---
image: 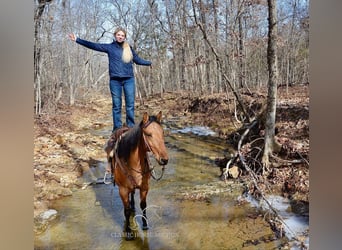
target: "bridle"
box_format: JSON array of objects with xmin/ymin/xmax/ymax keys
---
[{"xmin": 142, "ymin": 120, "xmax": 166, "ymax": 181}]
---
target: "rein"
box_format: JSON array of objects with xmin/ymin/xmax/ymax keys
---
[
  {"xmin": 146, "ymin": 154, "xmax": 165, "ymax": 181},
  {"xmin": 142, "ymin": 132, "xmax": 165, "ymax": 181},
  {"xmin": 142, "ymin": 120, "xmax": 166, "ymax": 180}
]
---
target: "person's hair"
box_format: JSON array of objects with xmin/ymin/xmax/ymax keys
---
[
  {"xmin": 114, "ymin": 27, "xmax": 127, "ymax": 37},
  {"xmin": 114, "ymin": 27, "xmax": 133, "ymax": 63}
]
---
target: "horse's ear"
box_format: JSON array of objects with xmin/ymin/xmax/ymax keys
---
[
  {"xmin": 143, "ymin": 112, "xmax": 149, "ymax": 124},
  {"xmin": 156, "ymin": 111, "xmax": 162, "ymax": 123}
]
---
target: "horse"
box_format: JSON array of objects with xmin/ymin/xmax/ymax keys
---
[{"xmin": 106, "ymin": 111, "xmax": 168, "ymax": 240}]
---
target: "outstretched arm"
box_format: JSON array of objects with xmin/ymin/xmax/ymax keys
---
[
  {"xmin": 68, "ymin": 33, "xmax": 108, "ymax": 53},
  {"xmin": 131, "ymin": 47, "xmax": 152, "ymax": 66}
]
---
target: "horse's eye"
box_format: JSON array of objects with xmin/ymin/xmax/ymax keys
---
[{"xmin": 145, "ymin": 132, "xmax": 152, "ymax": 137}]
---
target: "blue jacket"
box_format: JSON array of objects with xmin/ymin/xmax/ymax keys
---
[{"xmin": 76, "ymin": 38, "xmax": 151, "ymax": 78}]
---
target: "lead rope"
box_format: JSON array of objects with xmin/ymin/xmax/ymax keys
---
[
  {"xmin": 103, "ymin": 171, "xmax": 112, "ymax": 185},
  {"xmin": 143, "ymin": 133, "xmax": 166, "ymax": 181},
  {"xmin": 104, "ymin": 135, "xmax": 122, "ymax": 185},
  {"xmin": 146, "ymin": 151, "xmax": 165, "ymax": 181},
  {"xmin": 151, "ymin": 164, "xmax": 165, "ymax": 181}
]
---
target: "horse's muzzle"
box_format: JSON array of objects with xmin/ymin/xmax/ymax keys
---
[{"xmin": 159, "ymin": 158, "xmax": 168, "ymax": 165}]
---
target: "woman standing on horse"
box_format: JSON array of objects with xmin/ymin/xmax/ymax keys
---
[{"xmin": 68, "ymin": 28, "xmax": 152, "ymax": 134}]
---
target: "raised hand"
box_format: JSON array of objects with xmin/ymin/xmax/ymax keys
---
[{"xmin": 68, "ymin": 33, "xmax": 76, "ymax": 41}]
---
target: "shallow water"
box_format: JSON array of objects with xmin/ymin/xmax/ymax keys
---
[
  {"xmin": 34, "ymin": 126, "xmax": 307, "ymax": 249},
  {"xmin": 247, "ymin": 194, "xmax": 309, "ymax": 249}
]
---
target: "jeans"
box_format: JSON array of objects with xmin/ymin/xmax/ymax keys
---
[{"xmin": 109, "ymin": 77, "xmax": 135, "ymax": 132}]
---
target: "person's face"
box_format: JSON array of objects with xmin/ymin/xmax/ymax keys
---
[{"xmin": 115, "ymin": 31, "xmax": 126, "ymax": 43}]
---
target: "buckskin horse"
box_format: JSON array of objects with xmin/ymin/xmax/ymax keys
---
[{"xmin": 105, "ymin": 111, "xmax": 168, "ymax": 240}]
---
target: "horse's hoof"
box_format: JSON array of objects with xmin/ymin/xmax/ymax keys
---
[{"xmin": 125, "ymin": 232, "xmax": 135, "ymax": 241}]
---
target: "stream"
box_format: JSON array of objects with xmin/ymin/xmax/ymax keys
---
[{"xmin": 34, "ymin": 124, "xmax": 308, "ymax": 249}]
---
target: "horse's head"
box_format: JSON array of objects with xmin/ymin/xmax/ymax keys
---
[{"xmin": 141, "ymin": 111, "xmax": 169, "ymax": 166}]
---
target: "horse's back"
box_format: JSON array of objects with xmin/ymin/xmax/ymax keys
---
[{"xmin": 105, "ymin": 127, "xmax": 131, "ymax": 156}]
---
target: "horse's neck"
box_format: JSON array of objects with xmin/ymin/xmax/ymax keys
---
[
  {"xmin": 117, "ymin": 127, "xmax": 140, "ymax": 160},
  {"xmin": 122, "ymin": 132, "xmax": 147, "ymax": 168}
]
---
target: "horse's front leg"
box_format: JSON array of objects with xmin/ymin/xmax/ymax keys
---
[
  {"xmin": 119, "ymin": 187, "xmax": 134, "ymax": 240},
  {"xmin": 130, "ymin": 190, "xmax": 135, "ymax": 212},
  {"xmin": 140, "ymin": 189, "xmax": 149, "ymax": 230}
]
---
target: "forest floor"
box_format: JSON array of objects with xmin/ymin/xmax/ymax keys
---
[{"xmin": 34, "ymin": 84, "xmax": 309, "ymax": 234}]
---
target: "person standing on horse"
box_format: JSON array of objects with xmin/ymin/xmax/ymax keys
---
[{"xmin": 68, "ymin": 28, "xmax": 152, "ymax": 134}]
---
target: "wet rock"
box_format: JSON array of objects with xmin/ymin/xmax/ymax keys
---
[
  {"xmin": 60, "ymin": 175, "xmax": 77, "ymax": 187},
  {"xmin": 57, "ymin": 187, "xmax": 73, "ymax": 197},
  {"xmin": 228, "ymin": 165, "xmax": 241, "ymax": 178},
  {"xmin": 34, "ymin": 209, "xmax": 58, "ymax": 235},
  {"xmin": 92, "ymin": 122, "xmax": 105, "ymax": 129},
  {"xmin": 40, "ymin": 209, "xmax": 58, "ymax": 221},
  {"xmin": 68, "ymin": 143, "xmax": 86, "ymax": 156},
  {"xmin": 290, "ymin": 199, "xmax": 309, "ymax": 216},
  {"xmin": 39, "ymin": 186, "xmax": 73, "ymax": 201},
  {"xmin": 54, "ymin": 134, "xmax": 65, "ymax": 145},
  {"xmin": 38, "ymin": 136, "xmax": 52, "ymax": 145}
]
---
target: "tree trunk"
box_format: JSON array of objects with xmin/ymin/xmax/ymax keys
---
[
  {"xmin": 34, "ymin": 0, "xmax": 53, "ymax": 114},
  {"xmin": 238, "ymin": 14, "xmax": 244, "ymax": 89},
  {"xmin": 262, "ymin": 0, "xmax": 280, "ymax": 169}
]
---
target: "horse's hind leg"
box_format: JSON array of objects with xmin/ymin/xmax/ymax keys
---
[{"xmin": 140, "ymin": 190, "xmax": 149, "ymax": 230}]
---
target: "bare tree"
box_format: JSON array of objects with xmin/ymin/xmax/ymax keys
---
[
  {"xmin": 34, "ymin": 0, "xmax": 309, "ymax": 117},
  {"xmin": 34, "ymin": 0, "xmax": 53, "ymax": 114},
  {"xmin": 191, "ymin": 0, "xmax": 251, "ymax": 122},
  {"xmin": 262, "ymin": 0, "xmax": 281, "ymax": 168}
]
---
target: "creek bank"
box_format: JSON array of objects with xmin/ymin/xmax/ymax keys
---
[
  {"xmin": 34, "ymin": 96, "xmax": 111, "ymax": 233},
  {"xmin": 34, "ymin": 85, "xmax": 309, "ymax": 237}
]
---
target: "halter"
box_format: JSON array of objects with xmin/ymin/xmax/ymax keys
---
[
  {"xmin": 141, "ymin": 119, "xmax": 153, "ymax": 129},
  {"xmin": 141, "ymin": 122, "xmax": 166, "ymax": 181},
  {"xmin": 141, "ymin": 119, "xmax": 160, "ymax": 157}
]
